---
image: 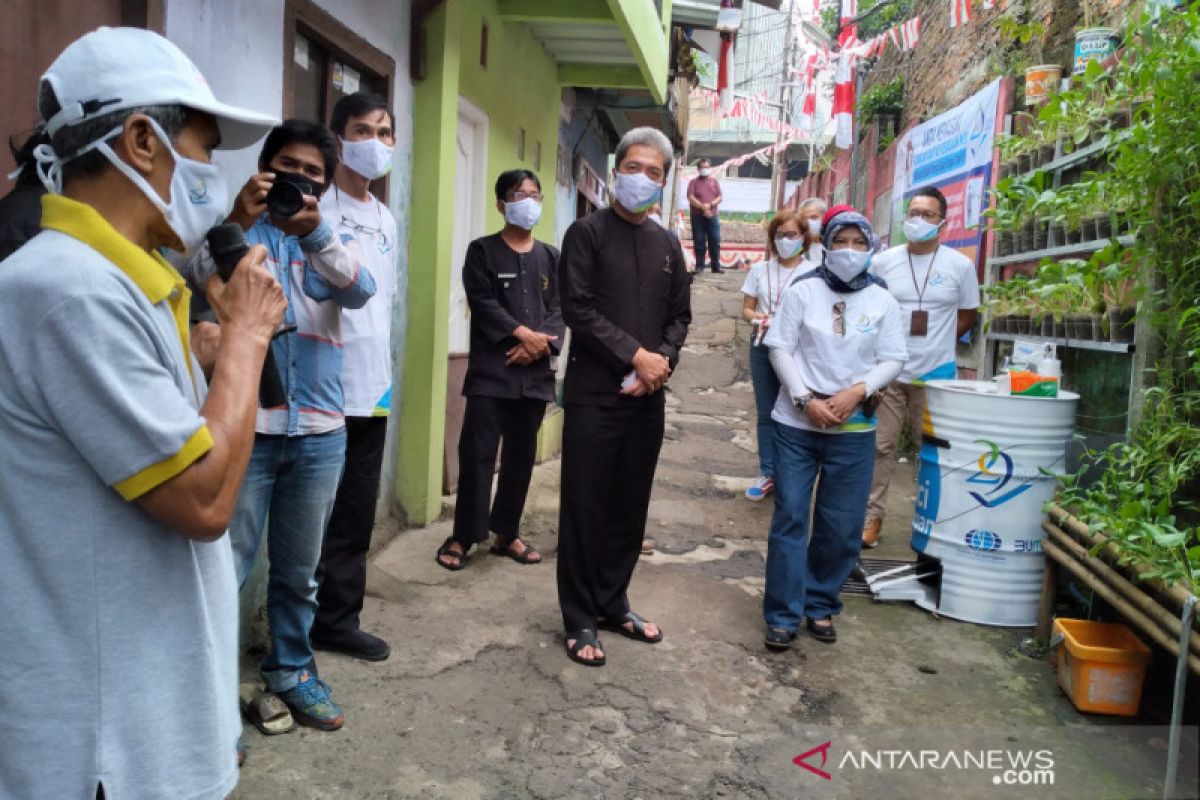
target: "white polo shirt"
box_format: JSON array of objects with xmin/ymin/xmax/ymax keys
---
[{"xmin": 871, "ymin": 243, "xmax": 980, "ymax": 384}]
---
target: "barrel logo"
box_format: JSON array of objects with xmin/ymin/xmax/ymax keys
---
[
  {"xmin": 965, "ymin": 439, "xmax": 1032, "ymax": 508},
  {"xmin": 964, "ymin": 530, "xmax": 1003, "ymax": 551}
]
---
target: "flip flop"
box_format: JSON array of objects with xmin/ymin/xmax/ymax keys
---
[
  {"xmin": 435, "ymin": 537, "xmax": 469, "ymax": 571},
  {"xmin": 599, "ymin": 611, "xmax": 664, "ymax": 644},
  {"xmin": 489, "ymin": 537, "xmax": 541, "ymax": 564},
  {"xmin": 565, "ymin": 629, "xmax": 606, "ymax": 667},
  {"xmin": 239, "ymin": 683, "xmax": 295, "ymax": 735}
]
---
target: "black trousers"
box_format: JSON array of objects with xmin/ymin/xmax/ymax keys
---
[
  {"xmin": 557, "ymin": 399, "xmax": 665, "ymax": 633},
  {"xmin": 452, "ymin": 395, "xmax": 547, "ymax": 546},
  {"xmin": 313, "ymin": 415, "xmax": 388, "ymax": 638}
]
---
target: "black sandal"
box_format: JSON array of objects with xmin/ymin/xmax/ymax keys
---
[
  {"xmin": 565, "ymin": 629, "xmax": 606, "ymax": 666},
  {"xmin": 435, "ymin": 537, "xmax": 470, "ymax": 571},
  {"xmin": 490, "ymin": 536, "xmax": 541, "ymax": 564},
  {"xmin": 599, "ymin": 611, "xmax": 663, "ymax": 644}
]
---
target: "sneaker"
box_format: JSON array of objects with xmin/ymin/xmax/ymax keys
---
[
  {"xmin": 277, "ymin": 671, "xmax": 344, "ymax": 731},
  {"xmin": 745, "ymin": 476, "xmax": 774, "ymax": 502},
  {"xmin": 311, "ymin": 628, "xmax": 391, "ymax": 662}
]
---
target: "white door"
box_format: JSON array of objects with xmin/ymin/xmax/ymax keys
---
[{"xmin": 449, "ymin": 98, "xmax": 489, "ymax": 354}]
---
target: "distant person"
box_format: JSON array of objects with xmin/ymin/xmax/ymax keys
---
[
  {"xmin": 761, "ymin": 205, "xmax": 906, "ymax": 651},
  {"xmin": 739, "ymin": 209, "xmax": 809, "ymax": 502},
  {"xmin": 436, "ymin": 168, "xmax": 562, "ymax": 571},
  {"xmin": 687, "ymin": 157, "xmax": 724, "ymax": 273},
  {"xmin": 797, "ymin": 196, "xmax": 827, "ymax": 266},
  {"xmin": 864, "ymin": 186, "xmax": 979, "ymax": 549},
  {"xmin": 0, "ymin": 127, "xmax": 49, "ymax": 260},
  {"xmin": 557, "ymin": 127, "xmax": 691, "ymax": 666},
  {"xmin": 0, "ymin": 26, "xmax": 280, "ymax": 798}
]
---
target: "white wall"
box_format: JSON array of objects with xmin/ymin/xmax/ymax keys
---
[{"xmin": 166, "ymin": 0, "xmax": 414, "ymax": 520}]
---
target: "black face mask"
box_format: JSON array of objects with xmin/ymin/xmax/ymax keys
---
[{"xmin": 265, "ymin": 170, "xmax": 325, "ymax": 219}]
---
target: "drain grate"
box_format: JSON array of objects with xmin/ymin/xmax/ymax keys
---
[{"xmin": 842, "ymin": 557, "xmax": 919, "ymax": 596}]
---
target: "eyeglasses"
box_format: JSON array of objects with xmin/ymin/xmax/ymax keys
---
[
  {"xmin": 833, "ymin": 301, "xmax": 846, "ymax": 337},
  {"xmin": 340, "ymin": 216, "xmax": 385, "ymax": 239},
  {"xmin": 620, "ymin": 162, "xmax": 665, "ymax": 183},
  {"xmin": 508, "ymin": 191, "xmax": 543, "ymax": 202},
  {"xmin": 907, "ymin": 209, "xmax": 942, "ymax": 222},
  {"xmin": 775, "ymin": 231, "xmax": 802, "ymax": 240}
]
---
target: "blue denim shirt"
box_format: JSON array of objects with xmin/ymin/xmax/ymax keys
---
[{"xmin": 188, "ymin": 214, "xmax": 376, "ymax": 435}]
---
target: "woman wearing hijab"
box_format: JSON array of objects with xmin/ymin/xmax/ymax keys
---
[{"xmin": 760, "ymin": 206, "xmax": 907, "ymax": 650}]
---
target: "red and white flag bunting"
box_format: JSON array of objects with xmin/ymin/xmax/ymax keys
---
[
  {"xmin": 717, "ymin": 33, "xmax": 736, "ymax": 115},
  {"xmin": 950, "ymin": 0, "xmax": 972, "ymax": 28},
  {"xmin": 834, "ymin": 0, "xmax": 858, "ymax": 149}
]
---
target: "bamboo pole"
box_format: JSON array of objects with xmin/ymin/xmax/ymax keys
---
[
  {"xmin": 1042, "ymin": 538, "xmax": 1200, "ymax": 676},
  {"xmin": 1043, "ymin": 521, "xmax": 1200, "ymax": 659}
]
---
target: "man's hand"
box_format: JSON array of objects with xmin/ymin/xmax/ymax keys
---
[
  {"xmin": 271, "ymin": 194, "xmax": 322, "ymax": 239},
  {"xmin": 804, "ymin": 398, "xmax": 843, "ymax": 429},
  {"xmin": 190, "ymin": 321, "xmax": 221, "ymax": 379},
  {"xmin": 505, "ymin": 344, "xmax": 536, "ymax": 366},
  {"xmin": 205, "ymin": 244, "xmax": 287, "ymax": 345},
  {"xmin": 620, "ymin": 375, "xmax": 654, "ymax": 397},
  {"xmin": 513, "ymin": 325, "xmax": 557, "ymax": 360},
  {"xmin": 631, "ymin": 347, "xmax": 670, "ymax": 392},
  {"xmin": 825, "ymin": 383, "xmax": 867, "ymax": 422},
  {"xmin": 227, "ymin": 172, "xmax": 273, "ymax": 231}
]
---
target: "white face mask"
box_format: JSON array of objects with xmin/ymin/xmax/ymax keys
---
[
  {"xmin": 825, "ymin": 247, "xmax": 873, "ymax": 283},
  {"xmin": 699, "ymin": 168, "xmax": 711, "ymax": 178},
  {"xmin": 807, "ymin": 218, "xmax": 822, "ymax": 236},
  {"xmin": 904, "ymin": 215, "xmax": 943, "ymax": 243},
  {"xmin": 36, "ymin": 118, "xmax": 228, "ymax": 255},
  {"xmin": 504, "ymin": 197, "xmax": 542, "ymax": 230},
  {"xmin": 774, "ymin": 236, "xmax": 805, "ymax": 260},
  {"xmin": 340, "ymin": 137, "xmax": 393, "ymax": 180},
  {"xmin": 612, "ymin": 171, "xmax": 663, "ymax": 214}
]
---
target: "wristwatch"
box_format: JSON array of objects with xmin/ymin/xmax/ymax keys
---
[{"xmin": 794, "ymin": 393, "xmax": 814, "ymax": 412}]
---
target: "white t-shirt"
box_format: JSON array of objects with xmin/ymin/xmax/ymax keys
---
[
  {"xmin": 320, "ymin": 188, "xmax": 399, "ymax": 416},
  {"xmin": 804, "ymin": 242, "xmax": 824, "ymax": 267},
  {"xmin": 763, "ymin": 275, "xmax": 907, "ymax": 433},
  {"xmin": 871, "ymin": 243, "xmax": 980, "ymax": 384},
  {"xmin": 740, "ymin": 257, "xmax": 808, "ymax": 317}
]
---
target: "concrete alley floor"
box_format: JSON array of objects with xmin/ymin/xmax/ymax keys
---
[{"xmin": 233, "ymin": 272, "xmax": 1189, "ymax": 800}]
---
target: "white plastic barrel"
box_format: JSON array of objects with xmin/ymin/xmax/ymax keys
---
[{"xmin": 911, "ymin": 379, "xmax": 1079, "ymax": 626}]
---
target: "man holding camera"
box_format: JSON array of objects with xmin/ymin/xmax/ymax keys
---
[
  {"xmin": 0, "ymin": 27, "xmax": 281, "ymax": 799},
  {"xmin": 189, "ymin": 119, "xmax": 375, "ymax": 733}
]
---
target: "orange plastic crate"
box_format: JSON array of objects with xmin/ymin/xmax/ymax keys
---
[{"xmin": 1053, "ymin": 618, "xmax": 1151, "ymax": 716}]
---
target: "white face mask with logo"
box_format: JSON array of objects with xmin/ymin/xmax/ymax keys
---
[
  {"xmin": 774, "ymin": 236, "xmax": 805, "ymax": 260},
  {"xmin": 37, "ymin": 117, "xmax": 229, "ymax": 255},
  {"xmin": 904, "ymin": 215, "xmax": 943, "ymax": 243},
  {"xmin": 612, "ymin": 171, "xmax": 663, "ymax": 214},
  {"xmin": 340, "ymin": 137, "xmax": 394, "ymax": 180},
  {"xmin": 824, "ymin": 247, "xmax": 873, "ymax": 283},
  {"xmin": 504, "ymin": 197, "xmax": 542, "ymax": 230}
]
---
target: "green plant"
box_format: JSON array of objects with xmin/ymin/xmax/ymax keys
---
[{"xmin": 858, "ymin": 76, "xmax": 904, "ymax": 127}]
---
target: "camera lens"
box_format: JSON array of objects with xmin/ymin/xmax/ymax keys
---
[{"xmin": 266, "ymin": 181, "xmax": 306, "ymax": 218}]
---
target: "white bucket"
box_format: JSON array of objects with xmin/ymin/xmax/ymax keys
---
[{"xmin": 911, "ymin": 380, "xmax": 1079, "ymax": 626}]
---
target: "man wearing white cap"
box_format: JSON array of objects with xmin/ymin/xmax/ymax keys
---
[{"xmin": 0, "ymin": 27, "xmax": 279, "ymax": 800}]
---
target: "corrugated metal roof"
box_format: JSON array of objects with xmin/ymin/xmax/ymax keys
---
[
  {"xmin": 528, "ymin": 23, "xmax": 634, "ymax": 65},
  {"xmin": 672, "ymin": 0, "xmax": 783, "ymax": 28}
]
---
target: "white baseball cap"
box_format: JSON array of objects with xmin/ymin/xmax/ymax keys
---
[{"xmin": 40, "ymin": 27, "xmax": 277, "ymax": 149}]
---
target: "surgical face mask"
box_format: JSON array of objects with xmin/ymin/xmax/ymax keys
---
[
  {"xmin": 503, "ymin": 196, "xmax": 542, "ymax": 230},
  {"xmin": 699, "ymin": 168, "xmax": 711, "ymax": 178},
  {"xmin": 612, "ymin": 171, "xmax": 663, "ymax": 214},
  {"xmin": 340, "ymin": 137, "xmax": 393, "ymax": 180},
  {"xmin": 904, "ymin": 215, "xmax": 943, "ymax": 243},
  {"xmin": 774, "ymin": 236, "xmax": 805, "ymax": 260},
  {"xmin": 38, "ymin": 118, "xmax": 228, "ymax": 255},
  {"xmin": 824, "ymin": 247, "xmax": 873, "ymax": 283},
  {"xmin": 807, "ymin": 218, "xmax": 822, "ymax": 237}
]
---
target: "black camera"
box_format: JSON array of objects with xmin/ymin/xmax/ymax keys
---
[{"xmin": 265, "ymin": 171, "xmax": 317, "ymax": 219}]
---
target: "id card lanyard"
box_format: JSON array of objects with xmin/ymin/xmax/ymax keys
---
[
  {"xmin": 906, "ymin": 246, "xmax": 938, "ymax": 337},
  {"xmin": 767, "ymin": 258, "xmax": 801, "ymax": 315}
]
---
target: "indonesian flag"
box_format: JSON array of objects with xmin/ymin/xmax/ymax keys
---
[
  {"xmin": 796, "ymin": 52, "xmax": 819, "ymax": 134},
  {"xmin": 899, "ymin": 16, "xmax": 921, "ymax": 50},
  {"xmin": 833, "ymin": 50, "xmax": 855, "ymax": 149},
  {"xmin": 950, "ymin": 0, "xmax": 972, "ymax": 28},
  {"xmin": 718, "ymin": 32, "xmax": 736, "ymax": 116},
  {"xmin": 839, "ymin": 0, "xmax": 858, "ymax": 46}
]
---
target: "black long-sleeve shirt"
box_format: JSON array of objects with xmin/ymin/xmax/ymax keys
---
[
  {"xmin": 462, "ymin": 233, "xmax": 564, "ymax": 402},
  {"xmin": 560, "ymin": 208, "xmax": 692, "ymax": 406}
]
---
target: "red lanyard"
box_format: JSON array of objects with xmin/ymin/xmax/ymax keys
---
[{"xmin": 767, "ymin": 260, "xmax": 800, "ymax": 313}]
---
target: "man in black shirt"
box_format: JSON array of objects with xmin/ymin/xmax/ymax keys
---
[
  {"xmin": 557, "ymin": 127, "xmax": 691, "ymax": 666},
  {"xmin": 437, "ymin": 169, "xmax": 563, "ymax": 571}
]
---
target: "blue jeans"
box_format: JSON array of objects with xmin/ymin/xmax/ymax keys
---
[
  {"xmin": 690, "ymin": 212, "xmax": 721, "ymax": 271},
  {"xmin": 231, "ymin": 429, "xmax": 346, "ymax": 692},
  {"xmin": 748, "ymin": 342, "xmax": 780, "ymax": 478},
  {"xmin": 763, "ymin": 424, "xmax": 875, "ymax": 630}
]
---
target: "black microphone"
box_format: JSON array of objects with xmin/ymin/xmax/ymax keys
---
[{"xmin": 205, "ymin": 223, "xmax": 289, "ymax": 410}]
